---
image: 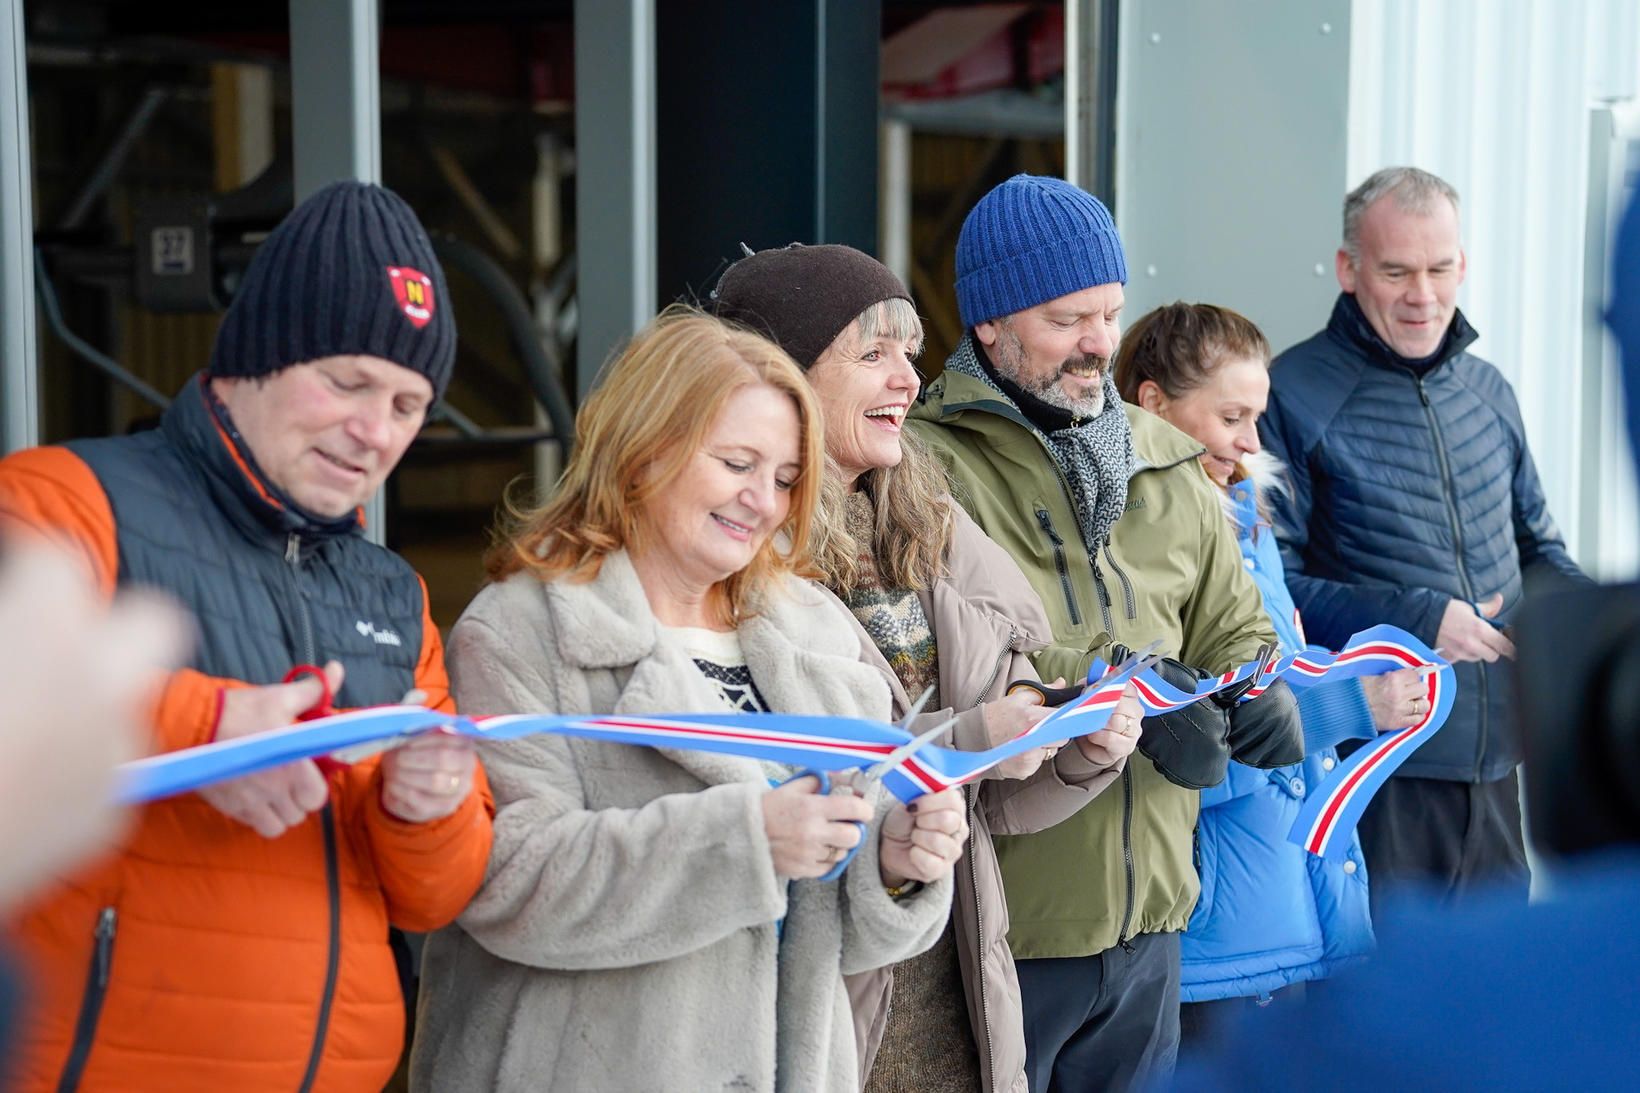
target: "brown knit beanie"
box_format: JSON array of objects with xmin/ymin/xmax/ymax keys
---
[{"xmin": 710, "ymin": 243, "xmax": 914, "ymax": 368}]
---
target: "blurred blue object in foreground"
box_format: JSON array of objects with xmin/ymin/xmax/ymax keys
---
[{"xmin": 1173, "ymin": 855, "xmax": 1640, "ymax": 1092}]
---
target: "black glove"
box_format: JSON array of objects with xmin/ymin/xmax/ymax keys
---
[
  {"xmin": 1222, "ymin": 677, "xmax": 1305, "ymax": 768},
  {"xmin": 1133, "ymin": 656, "xmax": 1231, "ymax": 790}
]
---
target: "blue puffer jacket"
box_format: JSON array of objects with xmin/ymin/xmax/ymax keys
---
[
  {"xmin": 1181, "ymin": 477, "xmax": 1374, "ymax": 1002},
  {"xmin": 1261, "ymin": 295, "xmax": 1585, "ymax": 782}
]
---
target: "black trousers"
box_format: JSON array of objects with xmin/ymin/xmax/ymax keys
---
[
  {"xmin": 1356, "ymin": 770, "xmax": 1531, "ymax": 917},
  {"xmin": 1016, "ymin": 931, "xmax": 1181, "ymax": 1093}
]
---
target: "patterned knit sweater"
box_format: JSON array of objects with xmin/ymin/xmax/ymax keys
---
[
  {"xmin": 840, "ymin": 491, "xmax": 940, "ymax": 707},
  {"xmin": 663, "ymin": 625, "xmax": 771, "ymax": 713},
  {"xmin": 842, "ymin": 491, "xmax": 981, "ymax": 1093}
]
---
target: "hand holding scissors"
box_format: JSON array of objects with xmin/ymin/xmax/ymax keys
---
[
  {"xmin": 766, "ymin": 689, "xmax": 956, "ymax": 882},
  {"xmin": 1005, "ymin": 640, "xmax": 1165, "ymax": 708},
  {"xmin": 273, "ymin": 665, "xmax": 474, "ymax": 825},
  {"xmin": 196, "ymin": 663, "xmax": 344, "ymax": 838}
]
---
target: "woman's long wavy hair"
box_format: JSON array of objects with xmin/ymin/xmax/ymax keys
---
[
  {"xmin": 805, "ymin": 298, "xmax": 954, "ymax": 597},
  {"xmin": 486, "ymin": 306, "xmax": 825, "ymax": 624}
]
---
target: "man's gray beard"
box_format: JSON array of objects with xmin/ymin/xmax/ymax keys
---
[
  {"xmin": 1027, "ymin": 371, "xmax": 1106, "ymax": 418},
  {"xmin": 996, "ymin": 325, "xmax": 1107, "ymax": 418}
]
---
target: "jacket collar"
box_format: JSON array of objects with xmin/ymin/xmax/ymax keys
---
[
  {"xmin": 1122, "ymin": 402, "xmax": 1205, "ymax": 476},
  {"xmin": 542, "ymin": 550, "xmax": 891, "ymax": 787},
  {"xmin": 1326, "ymin": 292, "xmax": 1479, "ymax": 377},
  {"xmin": 921, "ymin": 350, "xmax": 1204, "ymax": 482},
  {"xmin": 163, "ymin": 373, "xmax": 364, "ymax": 551}
]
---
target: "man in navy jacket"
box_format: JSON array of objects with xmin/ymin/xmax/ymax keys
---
[
  {"xmin": 1177, "ymin": 182, "xmax": 1640, "ymax": 1093},
  {"xmin": 1259, "ymin": 166, "xmax": 1587, "ymax": 910}
]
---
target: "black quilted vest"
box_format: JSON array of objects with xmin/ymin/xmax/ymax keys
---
[{"xmin": 68, "ymin": 375, "xmax": 424, "ymax": 706}]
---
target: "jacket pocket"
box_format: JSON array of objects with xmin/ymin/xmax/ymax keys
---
[
  {"xmin": 58, "ymin": 906, "xmax": 118, "ymax": 1093},
  {"xmin": 1033, "ymin": 506, "xmax": 1082, "ymax": 627}
]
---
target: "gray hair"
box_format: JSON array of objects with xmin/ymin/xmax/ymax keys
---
[
  {"xmin": 852, "ymin": 296, "xmax": 925, "ymax": 356},
  {"xmin": 1342, "ymin": 167, "xmax": 1461, "ymax": 264}
]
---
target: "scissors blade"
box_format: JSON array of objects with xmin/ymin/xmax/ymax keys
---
[
  {"xmin": 1095, "ymin": 639, "xmax": 1163, "ymax": 686},
  {"xmin": 897, "ymin": 685, "xmax": 937, "ymax": 731},
  {"xmin": 863, "ymin": 714, "xmax": 956, "ymax": 782}
]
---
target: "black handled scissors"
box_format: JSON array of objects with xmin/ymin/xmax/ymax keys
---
[{"xmin": 1005, "ymin": 640, "xmax": 1164, "ymax": 708}]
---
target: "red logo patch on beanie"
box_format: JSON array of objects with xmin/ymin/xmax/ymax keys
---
[{"xmin": 386, "ymin": 266, "xmax": 435, "ymax": 329}]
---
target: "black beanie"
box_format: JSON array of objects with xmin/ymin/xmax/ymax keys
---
[
  {"xmin": 209, "ymin": 181, "xmax": 457, "ymax": 399},
  {"xmin": 711, "ymin": 243, "xmax": 914, "ymax": 368}
]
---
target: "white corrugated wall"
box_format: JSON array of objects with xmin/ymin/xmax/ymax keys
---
[{"xmin": 1348, "ymin": 0, "xmax": 1640, "ymax": 577}]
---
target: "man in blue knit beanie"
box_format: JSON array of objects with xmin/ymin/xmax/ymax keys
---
[{"xmin": 909, "ymin": 176, "xmax": 1280, "ymax": 1089}]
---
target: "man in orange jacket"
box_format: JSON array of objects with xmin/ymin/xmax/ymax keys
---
[{"xmin": 0, "ymin": 181, "xmax": 494, "ymax": 1092}]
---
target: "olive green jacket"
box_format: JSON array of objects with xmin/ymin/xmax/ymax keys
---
[{"xmin": 907, "ymin": 362, "xmax": 1275, "ymax": 958}]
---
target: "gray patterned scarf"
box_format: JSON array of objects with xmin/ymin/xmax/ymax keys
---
[{"xmin": 945, "ymin": 335, "xmax": 1134, "ymax": 552}]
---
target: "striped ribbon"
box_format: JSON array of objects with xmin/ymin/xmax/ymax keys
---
[
  {"xmin": 116, "ymin": 625, "xmax": 1451, "ymax": 861},
  {"xmin": 1027, "ymin": 624, "xmax": 1453, "ymax": 859},
  {"xmin": 1282, "ymin": 628, "xmax": 1454, "ymax": 861}
]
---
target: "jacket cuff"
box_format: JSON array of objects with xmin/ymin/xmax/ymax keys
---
[
  {"xmin": 1295, "ymin": 676, "xmax": 1377, "ymax": 753},
  {"xmin": 357, "ymin": 759, "xmax": 495, "ymax": 930},
  {"xmin": 151, "ymin": 668, "xmax": 251, "ymax": 753},
  {"xmin": 913, "ymin": 705, "xmax": 1012, "ymax": 781},
  {"xmin": 838, "ymin": 799, "xmax": 955, "ymax": 976},
  {"xmin": 1410, "ymin": 588, "xmax": 1453, "ymax": 648},
  {"xmin": 840, "ymin": 866, "xmax": 953, "ymax": 976},
  {"xmin": 1051, "ymin": 740, "xmax": 1122, "ymax": 785}
]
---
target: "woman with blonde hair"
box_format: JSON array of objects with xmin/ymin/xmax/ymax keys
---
[
  {"xmin": 410, "ymin": 307, "xmax": 968, "ymax": 1092},
  {"xmin": 714, "ymin": 247, "xmax": 1142, "ymax": 1093}
]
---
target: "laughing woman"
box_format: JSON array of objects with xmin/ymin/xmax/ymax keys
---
[
  {"xmin": 714, "ymin": 246, "xmax": 1142, "ymax": 1093},
  {"xmin": 410, "ymin": 309, "xmax": 968, "ymax": 1093}
]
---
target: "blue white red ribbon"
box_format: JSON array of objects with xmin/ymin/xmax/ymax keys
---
[
  {"xmin": 117, "ymin": 625, "xmax": 1452, "ymax": 861},
  {"xmin": 1023, "ymin": 624, "xmax": 1454, "ymax": 860},
  {"xmin": 1284, "ymin": 628, "xmax": 1453, "ymax": 861}
]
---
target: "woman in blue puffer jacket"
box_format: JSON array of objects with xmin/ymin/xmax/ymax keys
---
[{"xmin": 1113, "ymin": 302, "xmax": 1429, "ymax": 1037}]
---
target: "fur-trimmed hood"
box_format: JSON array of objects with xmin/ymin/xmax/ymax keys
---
[{"xmin": 1220, "ymin": 448, "xmax": 1289, "ymax": 533}]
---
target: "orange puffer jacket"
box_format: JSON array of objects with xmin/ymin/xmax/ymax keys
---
[{"xmin": 0, "ymin": 419, "xmax": 493, "ymax": 1092}]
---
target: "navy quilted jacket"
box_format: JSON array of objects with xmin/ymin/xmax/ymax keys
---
[{"xmin": 1261, "ymin": 295, "xmax": 1585, "ymax": 781}]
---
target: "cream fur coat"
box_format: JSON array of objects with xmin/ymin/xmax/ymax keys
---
[{"xmin": 409, "ymin": 551, "xmax": 952, "ymax": 1092}]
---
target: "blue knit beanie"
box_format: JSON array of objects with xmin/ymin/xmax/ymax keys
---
[{"xmin": 954, "ymin": 174, "xmax": 1127, "ymax": 330}]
